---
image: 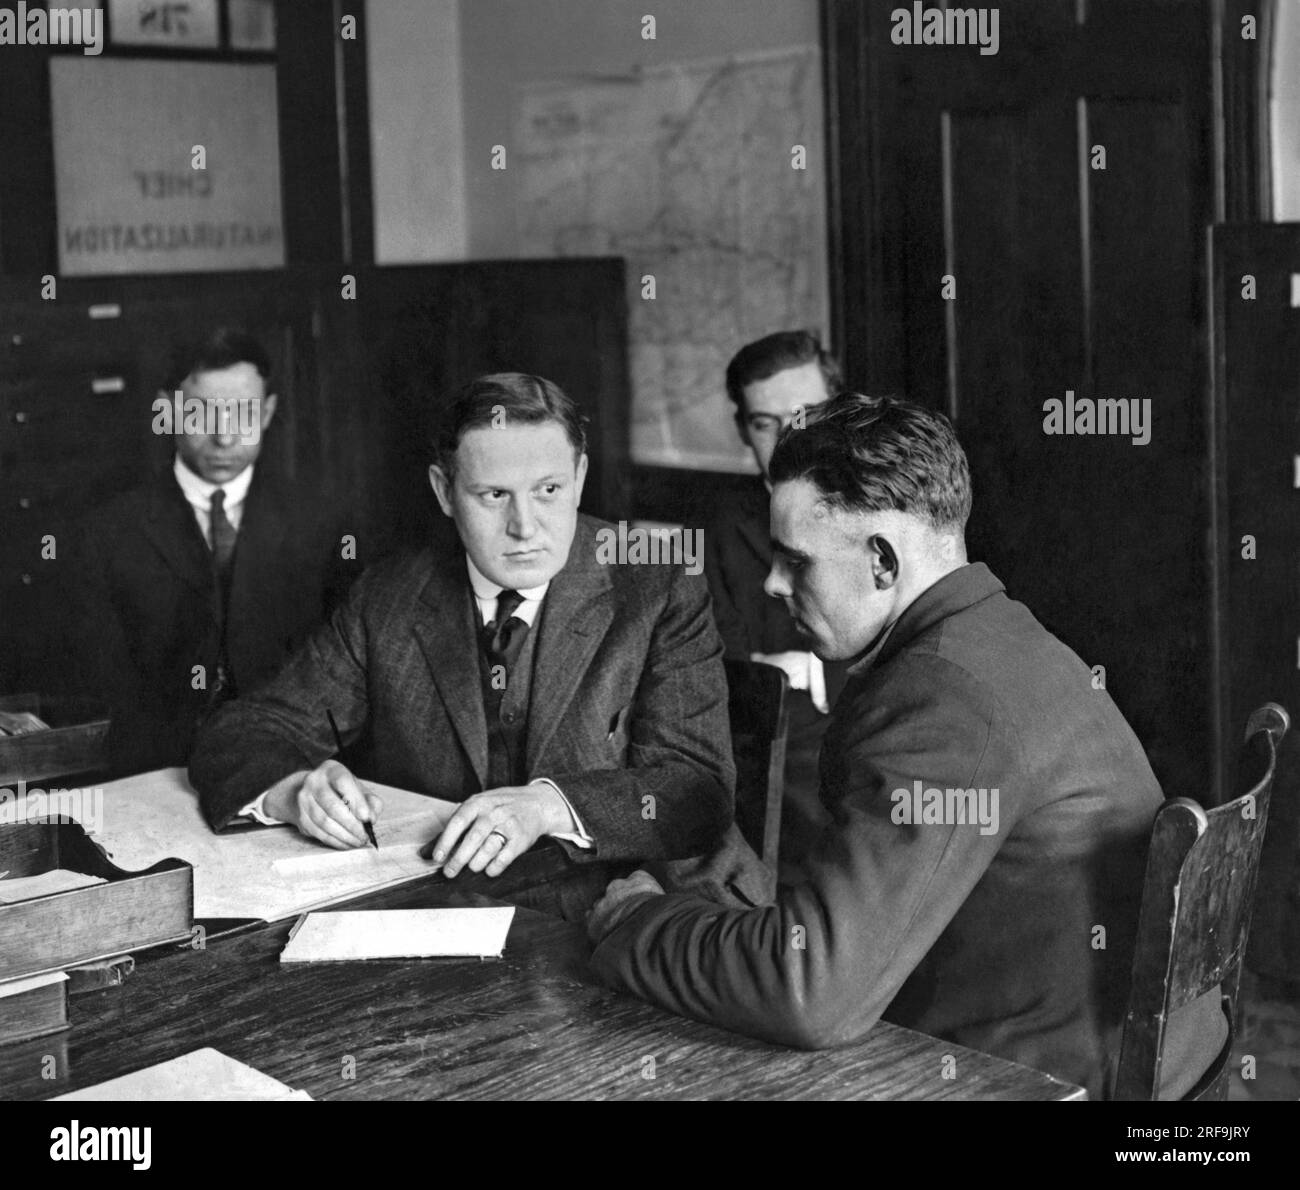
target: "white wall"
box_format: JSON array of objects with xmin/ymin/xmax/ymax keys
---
[
  {"xmin": 364, "ymin": 0, "xmax": 467, "ymax": 262},
  {"xmin": 1271, "ymin": 0, "xmax": 1300, "ymax": 221}
]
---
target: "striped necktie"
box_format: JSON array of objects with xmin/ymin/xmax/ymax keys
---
[
  {"xmin": 483, "ymin": 589, "xmax": 529, "ymax": 676},
  {"xmin": 209, "ymin": 487, "xmax": 236, "ymax": 579}
]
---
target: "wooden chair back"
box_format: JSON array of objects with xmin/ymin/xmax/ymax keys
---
[
  {"xmin": 1114, "ymin": 702, "xmax": 1290, "ymax": 1099},
  {"xmin": 723, "ymin": 658, "xmax": 789, "ymax": 874}
]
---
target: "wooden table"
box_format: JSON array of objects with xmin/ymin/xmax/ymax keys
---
[{"xmin": 0, "ymin": 869, "xmax": 1085, "ymax": 1101}]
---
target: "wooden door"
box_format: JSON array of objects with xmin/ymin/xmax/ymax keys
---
[
  {"xmin": 1213, "ymin": 224, "xmax": 1300, "ymax": 979},
  {"xmin": 827, "ymin": 0, "xmax": 1219, "ymax": 799}
]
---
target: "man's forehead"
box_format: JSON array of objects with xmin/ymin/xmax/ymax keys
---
[
  {"xmin": 772, "ymin": 477, "xmax": 831, "ymax": 517},
  {"xmin": 743, "ymin": 361, "xmax": 830, "ymax": 413},
  {"xmin": 454, "ymin": 422, "xmax": 577, "ymax": 480},
  {"xmin": 772, "ymin": 480, "xmax": 879, "ymax": 542},
  {"xmin": 183, "ymin": 363, "xmax": 265, "ymax": 398}
]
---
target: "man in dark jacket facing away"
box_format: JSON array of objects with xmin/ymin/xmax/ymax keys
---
[{"xmin": 588, "ymin": 392, "xmax": 1226, "ymax": 1099}]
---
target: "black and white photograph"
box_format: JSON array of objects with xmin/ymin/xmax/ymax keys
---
[{"xmin": 0, "ymin": 0, "xmax": 1296, "ymax": 1161}]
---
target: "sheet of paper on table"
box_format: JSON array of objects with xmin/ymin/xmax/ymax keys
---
[
  {"xmin": 0, "ymin": 971, "xmax": 68, "ymax": 1000},
  {"xmin": 280, "ymin": 906, "xmax": 516, "ymax": 963},
  {"xmin": 52, "ymin": 1047, "xmax": 313, "ymax": 1101},
  {"xmin": 0, "ymin": 870, "xmax": 107, "ymax": 903},
  {"xmin": 14, "ymin": 768, "xmax": 457, "ymax": 922}
]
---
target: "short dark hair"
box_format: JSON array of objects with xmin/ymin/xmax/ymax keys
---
[
  {"xmin": 768, "ymin": 392, "xmax": 972, "ymax": 533},
  {"xmin": 433, "ymin": 372, "xmax": 588, "ymax": 475},
  {"xmin": 165, "ymin": 327, "xmax": 272, "ymax": 393},
  {"xmin": 724, "ymin": 330, "xmax": 842, "ymax": 414}
]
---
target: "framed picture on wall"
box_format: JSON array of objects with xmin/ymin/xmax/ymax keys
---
[
  {"xmin": 228, "ymin": 0, "xmax": 276, "ymax": 51},
  {"xmin": 107, "ymin": 0, "xmax": 221, "ymax": 49}
]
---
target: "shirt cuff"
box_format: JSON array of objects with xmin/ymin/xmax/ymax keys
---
[
  {"xmin": 530, "ymin": 778, "xmax": 593, "ymax": 849},
  {"xmin": 238, "ymin": 789, "xmax": 283, "ymax": 826},
  {"xmin": 808, "ymin": 651, "xmax": 830, "ymax": 714}
]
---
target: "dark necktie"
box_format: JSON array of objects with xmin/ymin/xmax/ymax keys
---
[
  {"xmin": 483, "ymin": 589, "xmax": 529, "ymax": 676},
  {"xmin": 209, "ymin": 488, "xmax": 236, "ymax": 580}
]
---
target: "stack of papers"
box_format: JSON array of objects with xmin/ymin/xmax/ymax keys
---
[
  {"xmin": 0, "ymin": 870, "xmax": 107, "ymax": 903},
  {"xmin": 280, "ymin": 907, "xmax": 516, "ymax": 963},
  {"xmin": 52, "ymin": 1048, "xmax": 313, "ymax": 1101}
]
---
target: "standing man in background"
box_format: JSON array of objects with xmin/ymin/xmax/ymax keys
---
[
  {"xmin": 66, "ymin": 328, "xmax": 355, "ymax": 775},
  {"xmin": 705, "ymin": 330, "xmax": 845, "ymax": 876}
]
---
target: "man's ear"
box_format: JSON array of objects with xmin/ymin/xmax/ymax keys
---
[
  {"xmin": 870, "ymin": 534, "xmax": 900, "ymax": 588},
  {"xmin": 573, "ymin": 452, "xmax": 589, "ymax": 502},
  {"xmin": 260, "ymin": 392, "xmax": 278, "ymax": 429},
  {"xmin": 428, "ymin": 464, "xmax": 454, "ymax": 517}
]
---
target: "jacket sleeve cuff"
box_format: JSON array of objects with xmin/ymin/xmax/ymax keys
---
[{"xmin": 531, "ymin": 777, "xmax": 594, "ymax": 849}]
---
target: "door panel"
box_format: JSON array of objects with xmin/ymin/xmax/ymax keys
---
[{"xmin": 828, "ymin": 0, "xmax": 1214, "ymax": 798}]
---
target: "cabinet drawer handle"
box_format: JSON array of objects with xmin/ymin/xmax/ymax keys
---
[{"xmin": 91, "ymin": 376, "xmax": 126, "ymax": 395}]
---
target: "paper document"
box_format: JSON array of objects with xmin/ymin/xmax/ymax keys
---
[
  {"xmin": 0, "ymin": 971, "xmax": 69, "ymax": 1000},
  {"xmin": 280, "ymin": 907, "xmax": 516, "ymax": 963},
  {"xmin": 52, "ymin": 1047, "xmax": 314, "ymax": 1101},
  {"xmin": 17, "ymin": 769, "xmax": 459, "ymax": 921},
  {"xmin": 0, "ymin": 869, "xmax": 107, "ymax": 903}
]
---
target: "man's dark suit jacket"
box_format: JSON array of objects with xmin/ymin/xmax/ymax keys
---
[
  {"xmin": 591, "ymin": 562, "xmax": 1226, "ymax": 1099},
  {"xmin": 189, "ymin": 514, "xmax": 769, "ymax": 908},
  {"xmin": 66, "ymin": 467, "xmax": 349, "ymax": 775},
  {"xmin": 704, "ymin": 477, "xmax": 846, "ymax": 866}
]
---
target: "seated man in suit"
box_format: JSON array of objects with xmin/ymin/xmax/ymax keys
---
[
  {"xmin": 189, "ymin": 373, "xmax": 765, "ymax": 920},
  {"xmin": 67, "ymin": 328, "xmax": 353, "ymax": 775},
  {"xmin": 706, "ymin": 330, "xmax": 845, "ymax": 875},
  {"xmin": 589, "ymin": 392, "xmax": 1227, "ymax": 1099}
]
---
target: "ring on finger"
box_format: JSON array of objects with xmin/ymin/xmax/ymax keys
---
[{"xmin": 487, "ymin": 829, "xmax": 509, "ymax": 849}]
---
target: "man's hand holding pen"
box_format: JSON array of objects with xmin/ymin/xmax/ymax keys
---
[{"xmin": 263, "ymin": 759, "xmax": 383, "ymax": 851}]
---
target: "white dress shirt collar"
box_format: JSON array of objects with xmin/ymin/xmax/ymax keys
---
[
  {"xmin": 465, "ymin": 555, "xmax": 549, "ymax": 628},
  {"xmin": 173, "ymin": 454, "xmax": 255, "ymax": 512}
]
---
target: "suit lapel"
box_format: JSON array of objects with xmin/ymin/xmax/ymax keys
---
[
  {"xmin": 735, "ymin": 480, "xmax": 773, "ymax": 568},
  {"xmin": 141, "ymin": 473, "xmax": 216, "ymax": 599},
  {"xmin": 526, "ymin": 522, "xmax": 614, "ymax": 770},
  {"xmin": 413, "ymin": 552, "xmax": 490, "ymax": 786},
  {"xmin": 228, "ymin": 471, "xmax": 290, "ymax": 618}
]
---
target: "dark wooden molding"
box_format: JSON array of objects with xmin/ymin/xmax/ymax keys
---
[
  {"xmin": 336, "ymin": 0, "xmax": 375, "ymax": 268},
  {"xmin": 275, "ymin": 0, "xmax": 344, "ymax": 264},
  {"xmin": 0, "ymin": 6, "xmax": 57, "ymax": 275},
  {"xmin": 1217, "ymin": 0, "xmax": 1273, "ymax": 223},
  {"xmin": 821, "ymin": 0, "xmax": 906, "ymax": 394}
]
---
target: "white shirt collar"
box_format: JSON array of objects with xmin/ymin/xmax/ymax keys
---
[
  {"xmin": 465, "ymin": 555, "xmax": 549, "ymax": 628},
  {"xmin": 173, "ymin": 455, "xmax": 255, "ymax": 510}
]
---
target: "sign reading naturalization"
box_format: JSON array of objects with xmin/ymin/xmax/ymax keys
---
[{"xmin": 50, "ymin": 58, "xmax": 285, "ymax": 276}]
